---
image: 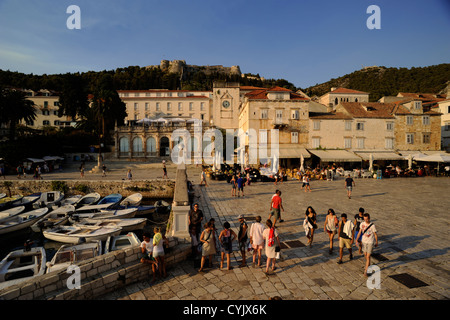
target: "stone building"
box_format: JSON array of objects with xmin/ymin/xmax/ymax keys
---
[
  {"xmin": 238, "ymin": 86, "xmax": 311, "ymax": 167},
  {"xmin": 319, "ymin": 87, "xmax": 370, "ymax": 109}
]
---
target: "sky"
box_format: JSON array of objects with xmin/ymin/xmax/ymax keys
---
[{"xmin": 0, "ymin": 0, "xmax": 449, "ymax": 89}]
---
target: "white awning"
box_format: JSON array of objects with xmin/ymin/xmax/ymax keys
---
[
  {"xmin": 278, "ymin": 145, "xmax": 310, "ymax": 159},
  {"xmin": 308, "ymin": 149, "xmax": 361, "ymax": 162},
  {"xmin": 355, "ymin": 152, "xmax": 404, "ymax": 161}
]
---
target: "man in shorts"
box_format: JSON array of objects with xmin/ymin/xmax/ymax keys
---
[
  {"xmin": 337, "ymin": 213, "xmax": 354, "ymax": 264},
  {"xmin": 268, "ymin": 190, "xmax": 284, "ymax": 227},
  {"xmin": 249, "ymin": 216, "xmax": 265, "ymax": 267},
  {"xmin": 237, "ymin": 174, "xmax": 245, "ymax": 197},
  {"xmin": 357, "ymin": 213, "xmax": 378, "ymax": 276},
  {"xmin": 345, "ymin": 174, "xmax": 355, "ymax": 199}
]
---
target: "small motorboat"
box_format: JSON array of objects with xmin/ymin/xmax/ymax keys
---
[
  {"xmin": 60, "ymin": 195, "xmax": 82, "ymax": 206},
  {"xmin": 0, "ymin": 247, "xmax": 47, "ymax": 290},
  {"xmin": 0, "ymin": 206, "xmax": 26, "ymax": 222},
  {"xmin": 97, "ymin": 193, "xmax": 123, "ymax": 206},
  {"xmin": 9, "ymin": 195, "xmax": 40, "ymax": 211},
  {"xmin": 104, "ymin": 232, "xmax": 141, "ymax": 254},
  {"xmin": 68, "ymin": 208, "xmax": 138, "ymax": 223},
  {"xmin": 0, "ymin": 208, "xmax": 49, "ymax": 235},
  {"xmin": 34, "ymin": 191, "xmax": 64, "ymax": 209},
  {"xmin": 0, "ymin": 193, "xmax": 6, "ymax": 199},
  {"xmin": 154, "ymin": 200, "xmax": 171, "ymax": 214},
  {"xmin": 30, "ymin": 204, "xmax": 75, "ymax": 233},
  {"xmin": 120, "ymin": 193, "xmax": 143, "ymax": 207},
  {"xmin": 0, "ymin": 195, "xmax": 24, "ymax": 210},
  {"xmin": 74, "ymin": 203, "xmax": 115, "ymax": 213},
  {"xmin": 112, "ymin": 204, "xmax": 155, "ymax": 216},
  {"xmin": 75, "ymin": 193, "xmax": 101, "ymax": 208},
  {"xmin": 74, "ymin": 217, "xmax": 147, "ymax": 233},
  {"xmin": 46, "ymin": 240, "xmax": 102, "ymax": 274},
  {"xmin": 43, "ymin": 225, "xmax": 122, "ymax": 244}
]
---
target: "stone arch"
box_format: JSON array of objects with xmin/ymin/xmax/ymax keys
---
[
  {"xmin": 132, "ymin": 136, "xmax": 143, "ymax": 156},
  {"xmin": 119, "ymin": 137, "xmax": 129, "ymax": 156},
  {"xmin": 146, "ymin": 137, "xmax": 157, "ymax": 156},
  {"xmin": 160, "ymin": 136, "xmax": 170, "ymax": 157}
]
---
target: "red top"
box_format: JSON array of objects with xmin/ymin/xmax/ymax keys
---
[{"xmin": 271, "ymin": 195, "xmax": 282, "ymax": 209}]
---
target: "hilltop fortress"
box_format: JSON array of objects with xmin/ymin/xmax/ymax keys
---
[{"xmin": 146, "ymin": 60, "xmax": 242, "ymax": 79}]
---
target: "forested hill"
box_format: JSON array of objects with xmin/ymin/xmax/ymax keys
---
[
  {"xmin": 1, "ymin": 63, "xmax": 449, "ymax": 100},
  {"xmin": 0, "ymin": 65, "xmax": 297, "ymax": 93},
  {"xmin": 304, "ymin": 64, "xmax": 450, "ymax": 101}
]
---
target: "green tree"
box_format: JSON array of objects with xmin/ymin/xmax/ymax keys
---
[
  {"xmin": 58, "ymin": 73, "xmax": 89, "ymax": 120},
  {"xmin": 0, "ymin": 87, "xmax": 36, "ymax": 140}
]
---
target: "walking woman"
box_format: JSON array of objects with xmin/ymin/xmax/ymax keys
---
[
  {"xmin": 304, "ymin": 206, "xmax": 317, "ymax": 246},
  {"xmin": 198, "ymin": 221, "xmax": 217, "ymax": 272},
  {"xmin": 262, "ymin": 219, "xmax": 281, "ymax": 274},
  {"xmin": 219, "ymin": 222, "xmax": 237, "ymax": 270},
  {"xmin": 324, "ymin": 208, "xmax": 339, "ymax": 254}
]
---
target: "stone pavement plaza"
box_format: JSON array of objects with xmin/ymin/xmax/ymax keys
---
[{"xmin": 99, "ymin": 174, "xmax": 449, "ymax": 300}]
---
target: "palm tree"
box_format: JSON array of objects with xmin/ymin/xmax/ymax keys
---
[{"xmin": 0, "ymin": 88, "xmax": 36, "ymax": 140}]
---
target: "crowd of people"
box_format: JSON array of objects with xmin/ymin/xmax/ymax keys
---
[{"xmin": 180, "ymin": 191, "xmax": 378, "ymax": 278}]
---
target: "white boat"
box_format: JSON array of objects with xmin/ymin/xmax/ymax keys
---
[
  {"xmin": 0, "ymin": 247, "xmax": 47, "ymax": 290},
  {"xmin": 60, "ymin": 195, "xmax": 82, "ymax": 206},
  {"xmin": 0, "ymin": 206, "xmax": 26, "ymax": 222},
  {"xmin": 75, "ymin": 217, "xmax": 147, "ymax": 233},
  {"xmin": 34, "ymin": 191, "xmax": 64, "ymax": 209},
  {"xmin": 68, "ymin": 208, "xmax": 138, "ymax": 223},
  {"xmin": 104, "ymin": 232, "xmax": 141, "ymax": 254},
  {"xmin": 0, "ymin": 193, "xmax": 6, "ymax": 199},
  {"xmin": 30, "ymin": 205, "xmax": 75, "ymax": 233},
  {"xmin": 75, "ymin": 193, "xmax": 101, "ymax": 207},
  {"xmin": 120, "ymin": 193, "xmax": 143, "ymax": 207},
  {"xmin": 0, "ymin": 208, "xmax": 49, "ymax": 235},
  {"xmin": 46, "ymin": 241, "xmax": 102, "ymax": 274},
  {"xmin": 43, "ymin": 225, "xmax": 122, "ymax": 244},
  {"xmin": 154, "ymin": 200, "xmax": 171, "ymax": 214},
  {"xmin": 74, "ymin": 203, "xmax": 115, "ymax": 213}
]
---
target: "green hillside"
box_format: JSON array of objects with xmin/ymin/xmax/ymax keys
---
[{"xmin": 304, "ymin": 64, "xmax": 450, "ymax": 101}]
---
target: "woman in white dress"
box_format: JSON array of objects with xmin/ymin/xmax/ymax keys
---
[{"xmin": 262, "ymin": 219, "xmax": 281, "ymax": 274}]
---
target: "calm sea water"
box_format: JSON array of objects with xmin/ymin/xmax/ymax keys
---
[{"xmin": 0, "ymin": 198, "xmax": 172, "ymax": 262}]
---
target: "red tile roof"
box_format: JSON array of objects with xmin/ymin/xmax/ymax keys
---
[
  {"xmin": 245, "ymin": 87, "xmax": 309, "ymax": 101},
  {"xmin": 330, "ymin": 88, "xmax": 369, "ymax": 94},
  {"xmin": 339, "ymin": 102, "xmax": 396, "ymax": 118}
]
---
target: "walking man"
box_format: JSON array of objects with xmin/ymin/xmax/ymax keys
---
[
  {"xmin": 357, "ymin": 213, "xmax": 378, "ymax": 277},
  {"xmin": 162, "ymin": 160, "xmax": 168, "ymax": 179},
  {"xmin": 345, "ymin": 174, "xmax": 355, "ymax": 199},
  {"xmin": 268, "ymin": 190, "xmax": 284, "ymax": 227},
  {"xmin": 337, "ymin": 213, "xmax": 354, "ymax": 264}
]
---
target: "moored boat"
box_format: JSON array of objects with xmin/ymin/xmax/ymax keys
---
[
  {"xmin": 43, "ymin": 224, "xmax": 122, "ymax": 244},
  {"xmin": 0, "ymin": 195, "xmax": 24, "ymax": 210},
  {"xmin": 9, "ymin": 195, "xmax": 40, "ymax": 211},
  {"xmin": 0, "ymin": 206, "xmax": 26, "ymax": 222},
  {"xmin": 104, "ymin": 232, "xmax": 141, "ymax": 254},
  {"xmin": 120, "ymin": 193, "xmax": 143, "ymax": 207},
  {"xmin": 30, "ymin": 204, "xmax": 75, "ymax": 233},
  {"xmin": 60, "ymin": 195, "xmax": 82, "ymax": 206},
  {"xmin": 75, "ymin": 193, "xmax": 101, "ymax": 207},
  {"xmin": 74, "ymin": 217, "xmax": 147, "ymax": 233},
  {"xmin": 97, "ymin": 193, "xmax": 122, "ymax": 206},
  {"xmin": 0, "ymin": 247, "xmax": 47, "ymax": 290},
  {"xmin": 68, "ymin": 208, "xmax": 138, "ymax": 223},
  {"xmin": 34, "ymin": 191, "xmax": 64, "ymax": 209},
  {"xmin": 0, "ymin": 208, "xmax": 49, "ymax": 235},
  {"xmin": 45, "ymin": 240, "xmax": 102, "ymax": 274}
]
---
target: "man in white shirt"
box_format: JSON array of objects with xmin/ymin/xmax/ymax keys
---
[
  {"xmin": 249, "ymin": 216, "xmax": 265, "ymax": 267},
  {"xmin": 357, "ymin": 213, "xmax": 378, "ymax": 277}
]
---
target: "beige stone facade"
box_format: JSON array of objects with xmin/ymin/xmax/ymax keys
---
[
  {"xmin": 319, "ymin": 87, "xmax": 369, "ymax": 108},
  {"xmin": 238, "ymin": 87, "xmax": 310, "ymax": 165}
]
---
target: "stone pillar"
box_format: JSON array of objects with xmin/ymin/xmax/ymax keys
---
[{"xmin": 169, "ymin": 163, "xmax": 191, "ymax": 241}]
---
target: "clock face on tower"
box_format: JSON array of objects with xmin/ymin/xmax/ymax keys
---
[{"xmin": 222, "ymin": 100, "xmax": 230, "ymax": 108}]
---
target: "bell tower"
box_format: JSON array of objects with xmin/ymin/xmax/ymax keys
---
[{"xmin": 212, "ymin": 81, "xmax": 240, "ymax": 130}]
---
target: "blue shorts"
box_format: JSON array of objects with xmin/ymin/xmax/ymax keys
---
[{"xmin": 354, "ymin": 231, "xmax": 362, "ymax": 242}]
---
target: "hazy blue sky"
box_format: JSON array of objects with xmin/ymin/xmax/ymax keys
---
[{"xmin": 0, "ymin": 0, "xmax": 449, "ymax": 88}]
